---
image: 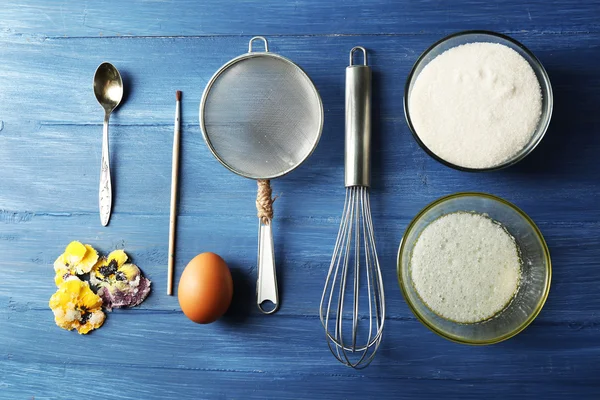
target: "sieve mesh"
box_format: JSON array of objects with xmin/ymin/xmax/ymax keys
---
[{"xmin": 201, "ymin": 54, "xmax": 323, "ymax": 179}]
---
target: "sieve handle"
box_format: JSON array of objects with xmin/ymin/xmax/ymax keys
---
[
  {"xmin": 257, "ymin": 220, "xmax": 279, "ymax": 314},
  {"xmin": 345, "ymin": 46, "xmax": 372, "ymax": 188}
]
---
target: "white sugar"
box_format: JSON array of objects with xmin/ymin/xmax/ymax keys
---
[
  {"xmin": 409, "ymin": 42, "xmax": 542, "ymax": 169},
  {"xmin": 410, "ymin": 212, "xmax": 521, "ymax": 323}
]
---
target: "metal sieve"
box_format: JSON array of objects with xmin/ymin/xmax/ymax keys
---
[{"xmin": 200, "ymin": 36, "xmax": 324, "ymax": 314}]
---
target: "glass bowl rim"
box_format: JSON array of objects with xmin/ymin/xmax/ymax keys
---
[
  {"xmin": 396, "ymin": 192, "xmax": 552, "ymax": 345},
  {"xmin": 403, "ymin": 30, "xmax": 554, "ymax": 172}
]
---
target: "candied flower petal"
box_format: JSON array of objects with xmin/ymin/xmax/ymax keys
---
[
  {"xmin": 76, "ymin": 310, "xmax": 105, "ymax": 334},
  {"xmin": 87, "ymin": 249, "xmax": 151, "ymax": 311},
  {"xmin": 49, "ymin": 280, "xmax": 105, "ymax": 334},
  {"xmin": 74, "ymin": 244, "xmax": 99, "ymax": 274},
  {"xmin": 54, "ymin": 268, "xmax": 68, "ymax": 286},
  {"xmin": 107, "ymin": 250, "xmax": 128, "ymax": 267},
  {"xmin": 54, "ymin": 269, "xmax": 80, "ymax": 286},
  {"xmin": 54, "ymin": 242, "xmax": 99, "ymax": 278},
  {"xmin": 96, "ymin": 263, "xmax": 151, "ymax": 310},
  {"xmin": 64, "ymin": 241, "xmax": 87, "ymax": 265},
  {"xmin": 119, "ymin": 263, "xmax": 140, "ymax": 281},
  {"xmin": 53, "ymin": 254, "xmax": 67, "ymax": 273},
  {"xmin": 91, "ymin": 249, "xmax": 129, "ymax": 282},
  {"xmin": 80, "ymin": 286, "xmax": 103, "ymax": 310}
]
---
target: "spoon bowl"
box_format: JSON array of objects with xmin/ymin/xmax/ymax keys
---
[
  {"xmin": 94, "ymin": 62, "xmax": 123, "ymax": 112},
  {"xmin": 93, "ymin": 62, "xmax": 123, "ymax": 226}
]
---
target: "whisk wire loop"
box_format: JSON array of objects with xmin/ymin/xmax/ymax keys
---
[{"xmin": 320, "ymin": 186, "xmax": 385, "ymax": 368}]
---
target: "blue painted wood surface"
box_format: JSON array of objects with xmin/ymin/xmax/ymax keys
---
[{"xmin": 1, "ymin": 1, "xmax": 600, "ymax": 398}]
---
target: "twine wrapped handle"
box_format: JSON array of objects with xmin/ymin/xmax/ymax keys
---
[{"xmin": 256, "ymin": 180, "xmax": 276, "ymax": 225}]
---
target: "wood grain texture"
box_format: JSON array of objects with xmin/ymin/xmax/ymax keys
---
[
  {"xmin": 1, "ymin": 1, "xmax": 600, "ymax": 398},
  {"xmin": 1, "ymin": 313, "xmax": 599, "ymax": 380},
  {"xmin": 2, "ymin": 362, "xmax": 597, "ymax": 400},
  {"xmin": 0, "ymin": 214, "xmax": 599, "ymax": 321},
  {"xmin": 1, "ymin": 0, "xmax": 600, "ymax": 37}
]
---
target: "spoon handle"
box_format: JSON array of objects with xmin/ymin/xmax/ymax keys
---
[{"xmin": 99, "ymin": 112, "xmax": 112, "ymax": 226}]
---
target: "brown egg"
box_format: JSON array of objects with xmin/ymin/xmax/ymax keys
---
[{"xmin": 178, "ymin": 252, "xmax": 233, "ymax": 324}]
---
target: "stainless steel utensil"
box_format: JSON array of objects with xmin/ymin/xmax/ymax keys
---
[
  {"xmin": 93, "ymin": 62, "xmax": 123, "ymax": 227},
  {"xmin": 200, "ymin": 36, "xmax": 323, "ymax": 314},
  {"xmin": 320, "ymin": 47, "xmax": 385, "ymax": 368}
]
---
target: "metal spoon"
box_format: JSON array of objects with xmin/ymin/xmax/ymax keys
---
[{"xmin": 93, "ymin": 62, "xmax": 123, "ymax": 226}]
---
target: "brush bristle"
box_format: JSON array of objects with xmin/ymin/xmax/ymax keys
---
[{"xmin": 176, "ymin": 90, "xmax": 182, "ymax": 101}]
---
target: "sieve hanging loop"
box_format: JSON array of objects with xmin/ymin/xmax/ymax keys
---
[{"xmin": 249, "ymin": 36, "xmax": 269, "ymax": 53}]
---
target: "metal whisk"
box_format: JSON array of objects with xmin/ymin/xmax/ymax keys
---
[{"xmin": 320, "ymin": 47, "xmax": 385, "ymax": 368}]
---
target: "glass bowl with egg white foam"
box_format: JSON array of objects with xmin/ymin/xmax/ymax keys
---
[
  {"xmin": 404, "ymin": 31, "xmax": 553, "ymax": 171},
  {"xmin": 397, "ymin": 193, "xmax": 551, "ymax": 344}
]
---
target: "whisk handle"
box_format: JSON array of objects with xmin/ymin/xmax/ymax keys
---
[{"xmin": 345, "ymin": 47, "xmax": 372, "ymax": 188}]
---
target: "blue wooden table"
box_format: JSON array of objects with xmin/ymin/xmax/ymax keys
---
[{"xmin": 1, "ymin": 1, "xmax": 599, "ymax": 398}]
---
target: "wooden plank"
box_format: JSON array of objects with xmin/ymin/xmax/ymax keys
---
[
  {"xmin": 1, "ymin": 0, "xmax": 599, "ymax": 38},
  {"xmin": 2, "ymin": 122, "xmax": 599, "ymax": 219},
  {"xmin": 2, "ymin": 312, "xmax": 600, "ymax": 382},
  {"xmin": 2, "ymin": 2, "xmax": 600, "ymax": 398},
  {"xmin": 2, "ymin": 361, "xmax": 596, "ymax": 400},
  {"xmin": 1, "ymin": 33, "xmax": 598, "ymax": 127},
  {"xmin": 0, "ymin": 34, "xmax": 599, "ymax": 216},
  {"xmin": 0, "ymin": 213, "xmax": 598, "ymax": 321}
]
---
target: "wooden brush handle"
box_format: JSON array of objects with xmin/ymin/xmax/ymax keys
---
[{"xmin": 167, "ymin": 99, "xmax": 181, "ymax": 295}]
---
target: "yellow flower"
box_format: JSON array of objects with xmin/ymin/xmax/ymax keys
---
[
  {"xmin": 54, "ymin": 269, "xmax": 80, "ymax": 286},
  {"xmin": 91, "ymin": 249, "xmax": 128, "ymax": 281},
  {"xmin": 91, "ymin": 250, "xmax": 151, "ymax": 310},
  {"xmin": 53, "ymin": 241, "xmax": 99, "ymax": 285},
  {"xmin": 49, "ymin": 280, "xmax": 105, "ymax": 334}
]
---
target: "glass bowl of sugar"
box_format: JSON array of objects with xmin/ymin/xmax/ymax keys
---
[
  {"xmin": 404, "ymin": 31, "xmax": 553, "ymax": 171},
  {"xmin": 397, "ymin": 192, "xmax": 551, "ymax": 344}
]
